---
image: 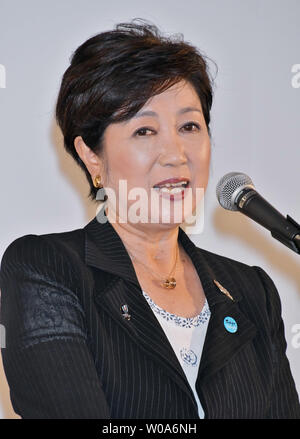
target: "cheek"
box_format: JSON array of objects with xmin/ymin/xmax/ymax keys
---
[
  {"xmin": 102, "ymin": 131, "xmax": 140, "ymax": 177},
  {"xmin": 193, "ymin": 141, "xmax": 211, "ymax": 173},
  {"xmin": 202, "ymin": 142, "xmax": 211, "ymax": 164},
  {"xmin": 104, "ymin": 149, "xmax": 153, "ymax": 192},
  {"xmin": 108, "ymin": 142, "xmax": 153, "ymax": 172}
]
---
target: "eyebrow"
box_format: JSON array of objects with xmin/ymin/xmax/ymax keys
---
[{"xmin": 132, "ymin": 106, "xmax": 202, "ymax": 119}]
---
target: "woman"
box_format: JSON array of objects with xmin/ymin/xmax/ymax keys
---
[{"xmin": 0, "ymin": 19, "xmax": 299, "ymax": 419}]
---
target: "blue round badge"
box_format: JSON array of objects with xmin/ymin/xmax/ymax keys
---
[{"xmin": 224, "ymin": 316, "xmax": 238, "ymax": 333}]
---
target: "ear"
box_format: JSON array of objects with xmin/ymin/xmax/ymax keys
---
[{"xmin": 74, "ymin": 136, "xmax": 103, "ymax": 178}]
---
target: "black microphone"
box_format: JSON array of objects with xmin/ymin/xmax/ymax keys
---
[{"xmin": 216, "ymin": 172, "xmax": 300, "ymax": 254}]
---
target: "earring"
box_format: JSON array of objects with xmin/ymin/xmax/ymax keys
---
[{"xmin": 93, "ymin": 175, "xmax": 103, "ymax": 189}]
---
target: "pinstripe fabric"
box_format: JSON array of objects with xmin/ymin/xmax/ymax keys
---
[{"xmin": 0, "ymin": 212, "xmax": 299, "ymax": 419}]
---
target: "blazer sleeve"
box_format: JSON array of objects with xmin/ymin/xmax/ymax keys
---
[
  {"xmin": 0, "ymin": 234, "xmax": 111, "ymax": 419},
  {"xmin": 253, "ymin": 266, "xmax": 300, "ymax": 419}
]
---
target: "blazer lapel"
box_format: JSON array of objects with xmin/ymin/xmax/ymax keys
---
[
  {"xmin": 84, "ymin": 212, "xmax": 199, "ymax": 408},
  {"xmin": 178, "ymin": 230, "xmax": 258, "ymax": 383},
  {"xmin": 84, "ymin": 210, "xmax": 257, "ymax": 407}
]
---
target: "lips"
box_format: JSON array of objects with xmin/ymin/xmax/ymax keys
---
[
  {"xmin": 152, "ymin": 177, "xmax": 190, "ymax": 201},
  {"xmin": 153, "ymin": 177, "xmax": 190, "ymax": 188}
]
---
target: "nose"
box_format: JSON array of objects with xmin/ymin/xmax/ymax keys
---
[{"xmin": 157, "ymin": 132, "xmax": 188, "ymax": 167}]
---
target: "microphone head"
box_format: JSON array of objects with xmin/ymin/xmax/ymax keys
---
[{"xmin": 216, "ymin": 172, "xmax": 255, "ymax": 211}]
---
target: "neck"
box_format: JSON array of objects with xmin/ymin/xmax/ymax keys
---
[{"xmin": 104, "ymin": 205, "xmax": 181, "ymax": 271}]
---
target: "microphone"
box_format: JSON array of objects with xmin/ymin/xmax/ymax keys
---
[{"xmin": 216, "ymin": 172, "xmax": 300, "ymax": 254}]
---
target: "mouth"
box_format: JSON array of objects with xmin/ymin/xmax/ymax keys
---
[{"xmin": 153, "ymin": 177, "xmax": 190, "ymax": 195}]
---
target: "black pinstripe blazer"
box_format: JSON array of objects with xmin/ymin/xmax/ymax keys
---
[{"xmin": 0, "ymin": 212, "xmax": 300, "ymax": 419}]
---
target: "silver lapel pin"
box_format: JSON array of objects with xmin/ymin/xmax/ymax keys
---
[
  {"xmin": 121, "ymin": 304, "xmax": 131, "ymax": 320},
  {"xmin": 213, "ymin": 280, "xmax": 235, "ymax": 301}
]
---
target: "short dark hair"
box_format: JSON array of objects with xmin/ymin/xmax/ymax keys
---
[{"xmin": 55, "ymin": 18, "xmax": 215, "ymax": 202}]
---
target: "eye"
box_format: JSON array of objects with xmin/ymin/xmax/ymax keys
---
[
  {"xmin": 134, "ymin": 127, "xmax": 154, "ymax": 137},
  {"xmin": 181, "ymin": 122, "xmax": 201, "ymax": 132}
]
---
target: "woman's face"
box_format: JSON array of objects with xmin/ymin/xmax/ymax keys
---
[{"xmin": 100, "ymin": 79, "xmax": 211, "ymax": 229}]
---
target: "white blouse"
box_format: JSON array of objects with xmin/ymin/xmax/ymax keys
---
[{"xmin": 141, "ymin": 290, "xmax": 211, "ymax": 419}]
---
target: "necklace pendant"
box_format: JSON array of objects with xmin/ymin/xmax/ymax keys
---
[{"xmin": 162, "ymin": 277, "xmax": 176, "ymax": 289}]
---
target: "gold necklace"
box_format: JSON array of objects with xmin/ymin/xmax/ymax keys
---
[{"xmin": 125, "ymin": 243, "xmax": 179, "ymax": 289}]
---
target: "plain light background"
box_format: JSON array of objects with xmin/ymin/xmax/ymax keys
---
[{"xmin": 0, "ymin": 0, "xmax": 299, "ymax": 419}]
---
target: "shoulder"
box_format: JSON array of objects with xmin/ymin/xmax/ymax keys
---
[
  {"xmin": 196, "ymin": 245, "xmax": 266, "ymax": 281},
  {"xmin": 1, "ymin": 225, "xmax": 84, "ymax": 259},
  {"xmin": 0, "ymin": 227, "xmax": 87, "ymax": 287},
  {"xmin": 196, "ymin": 246, "xmax": 280, "ymax": 312},
  {"xmin": 0, "ymin": 227, "xmax": 92, "ymax": 347}
]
